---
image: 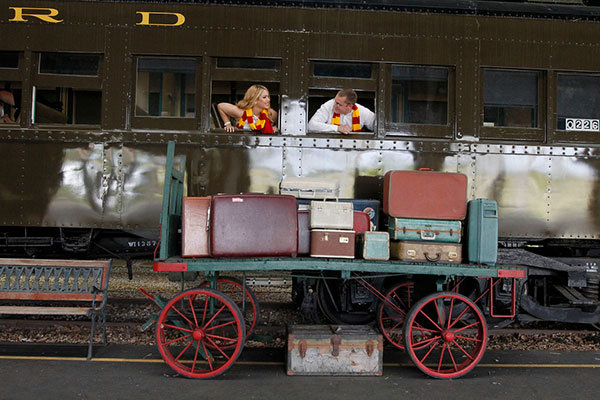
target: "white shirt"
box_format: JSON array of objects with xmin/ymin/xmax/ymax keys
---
[{"xmin": 308, "ymin": 99, "xmax": 375, "ymax": 133}]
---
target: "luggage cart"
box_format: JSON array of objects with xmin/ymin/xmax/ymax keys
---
[{"xmin": 152, "ymin": 141, "xmax": 526, "ymax": 379}]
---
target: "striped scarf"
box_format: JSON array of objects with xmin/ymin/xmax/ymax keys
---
[
  {"xmin": 332, "ymin": 105, "xmax": 361, "ymax": 132},
  {"xmin": 236, "ymin": 108, "xmax": 274, "ymax": 133}
]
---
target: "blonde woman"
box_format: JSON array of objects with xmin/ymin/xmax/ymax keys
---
[{"xmin": 217, "ymin": 84, "xmax": 278, "ymax": 133}]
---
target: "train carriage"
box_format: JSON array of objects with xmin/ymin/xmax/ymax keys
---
[{"xmin": 1, "ymin": 0, "xmax": 600, "ymax": 339}]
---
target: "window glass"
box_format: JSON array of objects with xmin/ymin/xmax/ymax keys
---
[
  {"xmin": 136, "ymin": 57, "xmax": 196, "ymax": 118},
  {"xmin": 313, "ymin": 61, "xmax": 372, "ymax": 79},
  {"xmin": 557, "ymin": 73, "xmax": 600, "ymax": 131},
  {"xmin": 217, "ymin": 58, "xmax": 280, "ymax": 70},
  {"xmin": 0, "ymin": 52, "xmax": 19, "ymax": 69},
  {"xmin": 483, "ymin": 69, "xmax": 538, "ymax": 128},
  {"xmin": 39, "ymin": 53, "xmax": 100, "ymax": 76},
  {"xmin": 391, "ymin": 65, "xmax": 448, "ymax": 125},
  {"xmin": 0, "ymin": 81, "xmax": 21, "ymax": 124},
  {"xmin": 33, "ymin": 87, "xmax": 101, "ymax": 125}
]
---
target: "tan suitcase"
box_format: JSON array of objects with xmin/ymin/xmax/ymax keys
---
[
  {"xmin": 310, "ymin": 200, "xmax": 354, "ymax": 229},
  {"xmin": 181, "ymin": 197, "xmax": 210, "ymax": 257},
  {"xmin": 390, "ymin": 240, "xmax": 462, "ymax": 263}
]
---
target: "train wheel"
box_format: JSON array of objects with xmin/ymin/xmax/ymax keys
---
[
  {"xmin": 199, "ymin": 276, "xmax": 260, "ymax": 343},
  {"xmin": 403, "ymin": 292, "xmax": 487, "ymax": 379},
  {"xmin": 317, "ymin": 278, "xmax": 376, "ymax": 325},
  {"xmin": 377, "ymin": 281, "xmax": 414, "ymax": 350},
  {"xmin": 156, "ymin": 288, "xmax": 245, "ymax": 379}
]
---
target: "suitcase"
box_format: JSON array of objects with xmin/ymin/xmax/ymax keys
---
[
  {"xmin": 181, "ymin": 197, "xmax": 211, "ymax": 257},
  {"xmin": 467, "ymin": 199, "xmax": 498, "ymax": 265},
  {"xmin": 310, "ymin": 201, "xmax": 354, "ymax": 230},
  {"xmin": 210, "ymin": 194, "xmax": 298, "ymax": 257},
  {"xmin": 287, "ymin": 325, "xmax": 383, "ymax": 376},
  {"xmin": 280, "ymin": 177, "xmax": 340, "ymax": 199},
  {"xmin": 298, "ymin": 210, "xmax": 310, "ymax": 255},
  {"xmin": 357, "ymin": 232, "xmax": 390, "ymax": 261},
  {"xmin": 383, "ymin": 170, "xmax": 468, "ymax": 219},
  {"xmin": 310, "ymin": 230, "xmax": 355, "ymax": 259},
  {"xmin": 388, "ymin": 217, "xmax": 462, "ymax": 243},
  {"xmin": 298, "ymin": 199, "xmax": 380, "ymax": 230},
  {"xmin": 390, "ymin": 240, "xmax": 462, "ymax": 263},
  {"xmin": 353, "ymin": 211, "xmax": 371, "ymax": 234}
]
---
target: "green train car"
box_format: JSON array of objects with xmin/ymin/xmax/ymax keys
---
[{"xmin": 1, "ymin": 0, "xmax": 599, "ymax": 326}]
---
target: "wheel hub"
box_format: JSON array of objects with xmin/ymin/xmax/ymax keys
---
[
  {"xmin": 192, "ymin": 329, "xmax": 205, "ymax": 341},
  {"xmin": 442, "ymin": 330, "xmax": 455, "ymax": 343}
]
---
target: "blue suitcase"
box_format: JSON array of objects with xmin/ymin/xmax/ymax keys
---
[
  {"xmin": 356, "ymin": 232, "xmax": 389, "ymax": 261},
  {"xmin": 466, "ymin": 199, "xmax": 498, "ymax": 265},
  {"xmin": 388, "ymin": 217, "xmax": 462, "ymax": 243}
]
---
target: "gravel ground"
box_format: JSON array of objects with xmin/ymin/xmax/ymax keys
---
[{"xmin": 1, "ymin": 260, "xmax": 599, "ymax": 351}]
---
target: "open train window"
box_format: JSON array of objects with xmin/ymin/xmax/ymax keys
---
[
  {"xmin": 135, "ymin": 57, "xmax": 196, "ymax": 118},
  {"xmin": 0, "ymin": 81, "xmax": 21, "ymax": 124},
  {"xmin": 211, "ymin": 58, "xmax": 281, "ymax": 130},
  {"xmin": 480, "ymin": 69, "xmax": 543, "ymax": 141},
  {"xmin": 32, "ymin": 53, "xmax": 103, "ymax": 126},
  {"xmin": 307, "ymin": 88, "xmax": 375, "ymax": 134}
]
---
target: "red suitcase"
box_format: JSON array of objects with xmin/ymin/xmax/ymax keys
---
[
  {"xmin": 353, "ymin": 211, "xmax": 371, "ymax": 234},
  {"xmin": 298, "ymin": 210, "xmax": 310, "ymax": 255},
  {"xmin": 383, "ymin": 170, "xmax": 467, "ymax": 220},
  {"xmin": 310, "ymin": 230, "xmax": 355, "ymax": 259},
  {"xmin": 182, "ymin": 197, "xmax": 211, "ymax": 257},
  {"xmin": 210, "ymin": 194, "xmax": 298, "ymax": 257}
]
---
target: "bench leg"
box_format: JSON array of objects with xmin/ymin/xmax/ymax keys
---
[
  {"xmin": 88, "ymin": 313, "xmax": 96, "ymax": 360},
  {"xmin": 102, "ymin": 309, "xmax": 107, "ymax": 345}
]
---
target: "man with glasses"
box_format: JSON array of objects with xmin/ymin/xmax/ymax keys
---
[{"xmin": 308, "ymin": 88, "xmax": 375, "ymax": 134}]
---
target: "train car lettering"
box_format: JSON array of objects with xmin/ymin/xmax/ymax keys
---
[
  {"xmin": 136, "ymin": 11, "xmax": 185, "ymax": 27},
  {"xmin": 9, "ymin": 7, "xmax": 63, "ymax": 23}
]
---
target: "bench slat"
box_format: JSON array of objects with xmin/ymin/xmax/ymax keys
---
[{"xmin": 0, "ymin": 306, "xmax": 98, "ymax": 315}]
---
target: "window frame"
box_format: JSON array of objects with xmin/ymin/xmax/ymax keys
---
[
  {"xmin": 383, "ymin": 63, "xmax": 455, "ymax": 139},
  {"xmin": 479, "ymin": 67, "xmax": 545, "ymax": 142}
]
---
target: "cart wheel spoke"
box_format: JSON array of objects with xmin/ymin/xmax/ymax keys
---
[
  {"xmin": 156, "ymin": 288, "xmax": 245, "ymax": 379},
  {"xmin": 377, "ymin": 282, "xmax": 414, "ymax": 349},
  {"xmin": 404, "ymin": 291, "xmax": 488, "ymax": 379}
]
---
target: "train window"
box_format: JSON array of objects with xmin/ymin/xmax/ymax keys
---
[
  {"xmin": 391, "ymin": 65, "xmax": 448, "ymax": 125},
  {"xmin": 483, "ymin": 69, "xmax": 539, "ymax": 128},
  {"xmin": 0, "ymin": 81, "xmax": 21, "ymax": 124},
  {"xmin": 312, "ymin": 62, "xmax": 372, "ymax": 79},
  {"xmin": 556, "ymin": 73, "xmax": 600, "ymax": 131},
  {"xmin": 307, "ymin": 88, "xmax": 375, "ymax": 133},
  {"xmin": 0, "ymin": 52, "xmax": 19, "ymax": 69},
  {"xmin": 135, "ymin": 57, "xmax": 196, "ymax": 118},
  {"xmin": 211, "ymin": 81, "xmax": 280, "ymax": 128},
  {"xmin": 33, "ymin": 87, "xmax": 101, "ymax": 125},
  {"xmin": 216, "ymin": 58, "xmax": 280, "ymax": 71},
  {"xmin": 39, "ymin": 53, "xmax": 101, "ymax": 76}
]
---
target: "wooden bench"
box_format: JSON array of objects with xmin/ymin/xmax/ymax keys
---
[{"xmin": 0, "ymin": 258, "xmax": 112, "ymax": 359}]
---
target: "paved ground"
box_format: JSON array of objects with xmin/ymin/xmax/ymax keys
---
[{"xmin": 0, "ymin": 343, "xmax": 599, "ymax": 400}]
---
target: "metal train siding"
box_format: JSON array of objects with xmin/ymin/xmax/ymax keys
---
[{"xmin": 0, "ymin": 0, "xmax": 599, "ymax": 324}]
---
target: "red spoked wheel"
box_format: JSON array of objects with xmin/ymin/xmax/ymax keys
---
[
  {"xmin": 156, "ymin": 288, "xmax": 245, "ymax": 379},
  {"xmin": 199, "ymin": 276, "xmax": 260, "ymax": 344},
  {"xmin": 403, "ymin": 291, "xmax": 487, "ymax": 379},
  {"xmin": 376, "ymin": 281, "xmax": 414, "ymax": 349}
]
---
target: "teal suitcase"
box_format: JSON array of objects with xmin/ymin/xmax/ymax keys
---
[
  {"xmin": 388, "ymin": 217, "xmax": 462, "ymax": 243},
  {"xmin": 466, "ymin": 199, "xmax": 498, "ymax": 265},
  {"xmin": 357, "ymin": 232, "xmax": 390, "ymax": 261}
]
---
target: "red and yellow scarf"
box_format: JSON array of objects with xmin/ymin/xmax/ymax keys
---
[
  {"xmin": 332, "ymin": 105, "xmax": 361, "ymax": 132},
  {"xmin": 236, "ymin": 108, "xmax": 274, "ymax": 134}
]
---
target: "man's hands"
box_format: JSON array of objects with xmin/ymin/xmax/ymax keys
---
[{"xmin": 337, "ymin": 124, "xmax": 352, "ymax": 134}]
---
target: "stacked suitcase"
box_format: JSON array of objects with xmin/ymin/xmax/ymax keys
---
[{"xmin": 383, "ymin": 170, "xmax": 467, "ymax": 264}]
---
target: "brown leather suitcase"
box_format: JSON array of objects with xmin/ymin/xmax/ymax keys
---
[
  {"xmin": 210, "ymin": 194, "xmax": 298, "ymax": 257},
  {"xmin": 390, "ymin": 240, "xmax": 462, "ymax": 264},
  {"xmin": 383, "ymin": 170, "xmax": 467, "ymax": 220},
  {"xmin": 310, "ymin": 229, "xmax": 355, "ymax": 259},
  {"xmin": 182, "ymin": 197, "xmax": 211, "ymax": 257},
  {"xmin": 298, "ymin": 210, "xmax": 310, "ymax": 255}
]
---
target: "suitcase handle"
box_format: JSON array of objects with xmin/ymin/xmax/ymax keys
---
[
  {"xmin": 420, "ymin": 230, "xmax": 436, "ymax": 240},
  {"xmin": 424, "ymin": 252, "xmax": 441, "ymax": 262}
]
